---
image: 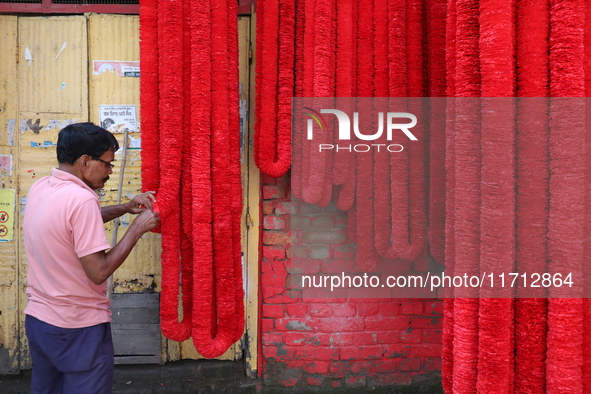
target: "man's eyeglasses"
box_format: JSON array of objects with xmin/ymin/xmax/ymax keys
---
[{"xmin": 93, "ymin": 158, "xmax": 115, "ymax": 170}]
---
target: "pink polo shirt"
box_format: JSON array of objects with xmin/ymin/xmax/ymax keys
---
[{"xmin": 23, "ymin": 168, "xmax": 112, "ymax": 328}]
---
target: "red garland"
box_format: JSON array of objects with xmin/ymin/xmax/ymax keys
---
[
  {"xmin": 302, "ymin": 0, "xmax": 334, "ymax": 204},
  {"xmin": 291, "ymin": 0, "xmax": 306, "ymax": 199},
  {"xmin": 397, "ymin": 0, "xmax": 427, "ymax": 261},
  {"xmin": 158, "ymin": 0, "xmax": 189, "ymax": 343},
  {"xmin": 426, "ymin": 0, "xmax": 447, "ymax": 265},
  {"xmin": 191, "ymin": 0, "xmax": 241, "ymax": 358},
  {"xmin": 441, "ymin": 99, "xmax": 456, "ymax": 394},
  {"xmin": 546, "ymin": 0, "xmax": 586, "ymax": 390},
  {"xmin": 373, "ymin": 0, "xmax": 394, "ymax": 262},
  {"xmin": 334, "ymin": 0, "xmax": 357, "ymax": 211},
  {"xmin": 332, "ymin": 0, "xmax": 353, "ymax": 185},
  {"xmin": 226, "ymin": 0, "xmax": 246, "ymax": 344},
  {"xmin": 450, "ymin": 1, "xmax": 481, "ymax": 393},
  {"xmin": 584, "ymin": 0, "xmax": 591, "ymax": 388},
  {"xmin": 514, "ymin": 0, "xmax": 549, "ymax": 391},
  {"xmin": 440, "ymin": 0, "xmax": 456, "ymax": 379},
  {"xmin": 375, "ymin": 0, "xmax": 427, "ymax": 263},
  {"xmin": 254, "ymin": 0, "xmax": 293, "ymax": 178},
  {"xmin": 477, "ymin": 0, "xmax": 516, "ymax": 391},
  {"xmin": 139, "ymin": 0, "xmax": 159, "ymax": 194},
  {"xmin": 355, "ymin": 0, "xmax": 376, "ymax": 271},
  {"xmin": 140, "ymin": 0, "xmax": 244, "ymax": 358}
]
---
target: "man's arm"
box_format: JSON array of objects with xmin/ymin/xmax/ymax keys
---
[
  {"xmin": 101, "ymin": 191, "xmax": 156, "ymax": 222},
  {"xmin": 80, "ymin": 208, "xmax": 160, "ymax": 284}
]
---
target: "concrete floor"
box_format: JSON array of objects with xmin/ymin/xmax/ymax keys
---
[
  {"xmin": 0, "ymin": 359, "xmax": 261, "ymax": 394},
  {"xmin": 0, "ymin": 360, "xmax": 443, "ymax": 393}
]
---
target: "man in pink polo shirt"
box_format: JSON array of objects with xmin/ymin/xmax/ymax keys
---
[{"xmin": 23, "ymin": 122, "xmax": 160, "ymax": 394}]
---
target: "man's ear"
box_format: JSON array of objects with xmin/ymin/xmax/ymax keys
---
[{"xmin": 78, "ymin": 154, "xmax": 91, "ymax": 171}]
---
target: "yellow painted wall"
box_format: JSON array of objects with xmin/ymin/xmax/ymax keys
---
[
  {"xmin": 0, "ymin": 13, "xmax": 257, "ymax": 372},
  {"xmin": 0, "ymin": 15, "xmax": 20, "ymax": 374}
]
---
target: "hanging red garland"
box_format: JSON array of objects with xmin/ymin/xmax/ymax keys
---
[
  {"xmin": 426, "ymin": 0, "xmax": 447, "ymax": 266},
  {"xmin": 226, "ymin": 0, "xmax": 245, "ymax": 344},
  {"xmin": 333, "ymin": 0, "xmax": 357, "ymax": 211},
  {"xmin": 157, "ymin": 0, "xmax": 190, "ymax": 343},
  {"xmin": 140, "ymin": 0, "xmax": 244, "ymax": 358},
  {"xmin": 254, "ymin": 0, "xmax": 293, "ymax": 178},
  {"xmin": 584, "ymin": 3, "xmax": 591, "ymax": 384},
  {"xmin": 450, "ymin": 0, "xmax": 481, "ymax": 392},
  {"xmin": 353, "ymin": 0, "xmax": 376, "ymax": 272},
  {"xmin": 477, "ymin": 0, "xmax": 516, "ymax": 391},
  {"xmin": 514, "ymin": 0, "xmax": 550, "ymax": 391},
  {"xmin": 301, "ymin": 0, "xmax": 334, "ymax": 205},
  {"xmin": 139, "ymin": 0, "xmax": 159, "ymax": 195},
  {"xmin": 441, "ymin": 0, "xmax": 457, "ymax": 386},
  {"xmin": 291, "ymin": 0, "xmax": 306, "ymax": 199}
]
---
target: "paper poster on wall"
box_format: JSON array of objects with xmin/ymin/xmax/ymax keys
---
[
  {"xmin": 0, "ymin": 155, "xmax": 12, "ymax": 176},
  {"xmin": 93, "ymin": 60, "xmax": 140, "ymax": 78},
  {"xmin": 0, "ymin": 189, "xmax": 16, "ymax": 242},
  {"xmin": 99, "ymin": 105, "xmax": 138, "ymax": 133}
]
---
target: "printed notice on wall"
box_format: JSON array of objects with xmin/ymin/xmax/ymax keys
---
[
  {"xmin": 0, "ymin": 189, "xmax": 16, "ymax": 242},
  {"xmin": 0, "ymin": 154, "xmax": 12, "ymax": 176},
  {"xmin": 99, "ymin": 105, "xmax": 138, "ymax": 133},
  {"xmin": 93, "ymin": 60, "xmax": 140, "ymax": 78}
]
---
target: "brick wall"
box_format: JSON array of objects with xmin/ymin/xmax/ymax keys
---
[{"xmin": 260, "ymin": 173, "xmax": 443, "ymax": 390}]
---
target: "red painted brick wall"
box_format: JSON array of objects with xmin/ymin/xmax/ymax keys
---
[{"xmin": 260, "ymin": 174, "xmax": 443, "ymax": 389}]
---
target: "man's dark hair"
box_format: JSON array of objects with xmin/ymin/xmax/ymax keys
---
[{"xmin": 57, "ymin": 122, "xmax": 119, "ymax": 164}]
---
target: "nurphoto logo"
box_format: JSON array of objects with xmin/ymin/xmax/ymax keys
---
[{"xmin": 303, "ymin": 106, "xmax": 418, "ymax": 153}]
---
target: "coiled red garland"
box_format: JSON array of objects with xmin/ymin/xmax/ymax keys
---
[
  {"xmin": 140, "ymin": 0, "xmax": 244, "ymax": 358},
  {"xmin": 254, "ymin": 0, "xmax": 294, "ymax": 178}
]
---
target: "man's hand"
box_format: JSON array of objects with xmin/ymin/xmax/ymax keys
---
[
  {"xmin": 81, "ymin": 208, "xmax": 160, "ymax": 284},
  {"xmin": 131, "ymin": 208, "xmax": 161, "ymax": 233},
  {"xmin": 127, "ymin": 191, "xmax": 156, "ymax": 214}
]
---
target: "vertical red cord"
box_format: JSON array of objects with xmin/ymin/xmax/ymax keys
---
[
  {"xmin": 355, "ymin": 0, "xmax": 376, "ymax": 271},
  {"xmin": 583, "ymin": 0, "xmax": 591, "ymax": 389},
  {"xmin": 477, "ymin": 0, "xmax": 515, "ymax": 392},
  {"xmin": 334, "ymin": 0, "xmax": 357, "ymax": 211},
  {"xmin": 547, "ymin": 0, "xmax": 586, "ymax": 389},
  {"xmin": 451, "ymin": 0, "xmax": 481, "ymax": 391},
  {"xmin": 158, "ymin": 0, "xmax": 188, "ymax": 342},
  {"xmin": 139, "ymin": 0, "xmax": 160, "ymax": 194},
  {"xmin": 514, "ymin": 0, "xmax": 549, "ymax": 391},
  {"xmin": 226, "ymin": 0, "xmax": 245, "ymax": 344},
  {"xmin": 291, "ymin": 0, "xmax": 306, "ymax": 200},
  {"xmin": 426, "ymin": 0, "xmax": 447, "ymax": 266},
  {"xmin": 441, "ymin": 0, "xmax": 456, "ymax": 390},
  {"xmin": 254, "ymin": 0, "xmax": 293, "ymax": 178}
]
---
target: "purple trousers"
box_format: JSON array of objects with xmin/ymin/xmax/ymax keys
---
[{"xmin": 25, "ymin": 314, "xmax": 114, "ymax": 394}]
